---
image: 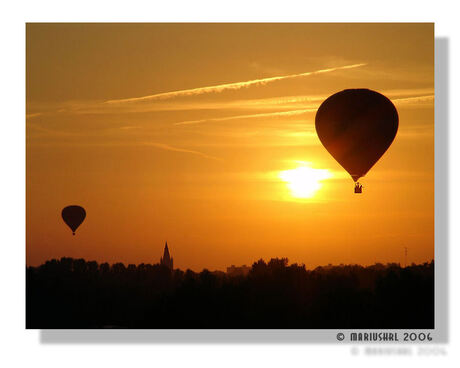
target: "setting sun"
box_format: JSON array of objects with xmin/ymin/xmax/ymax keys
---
[{"xmin": 279, "ymin": 163, "xmax": 333, "ymax": 199}]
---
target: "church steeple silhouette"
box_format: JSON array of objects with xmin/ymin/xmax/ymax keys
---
[{"xmin": 160, "ymin": 241, "xmax": 173, "ymax": 270}]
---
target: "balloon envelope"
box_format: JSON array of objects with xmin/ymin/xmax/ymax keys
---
[
  {"xmin": 315, "ymin": 89, "xmax": 398, "ymax": 182},
  {"xmin": 61, "ymin": 205, "xmax": 86, "ymax": 235}
]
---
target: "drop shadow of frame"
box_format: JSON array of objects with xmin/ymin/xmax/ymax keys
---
[{"xmin": 39, "ymin": 37, "xmax": 449, "ymax": 345}]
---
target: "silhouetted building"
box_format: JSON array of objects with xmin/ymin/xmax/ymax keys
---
[
  {"xmin": 227, "ymin": 264, "xmax": 250, "ymax": 277},
  {"xmin": 160, "ymin": 241, "xmax": 173, "ymax": 270}
]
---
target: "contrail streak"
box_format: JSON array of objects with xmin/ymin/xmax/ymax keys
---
[
  {"xmin": 105, "ymin": 63, "xmax": 366, "ymax": 104},
  {"xmin": 173, "ymin": 108, "xmax": 316, "ymax": 126},
  {"xmin": 173, "ymin": 93, "xmax": 434, "ymax": 126}
]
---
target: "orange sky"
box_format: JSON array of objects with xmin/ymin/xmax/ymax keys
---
[{"xmin": 26, "ymin": 23, "xmax": 434, "ymax": 271}]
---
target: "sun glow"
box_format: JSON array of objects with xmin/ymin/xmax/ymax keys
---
[{"xmin": 279, "ymin": 163, "xmax": 333, "ymax": 199}]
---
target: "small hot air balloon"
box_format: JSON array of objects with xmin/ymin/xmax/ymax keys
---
[
  {"xmin": 315, "ymin": 89, "xmax": 398, "ymax": 193},
  {"xmin": 61, "ymin": 205, "xmax": 86, "ymax": 235}
]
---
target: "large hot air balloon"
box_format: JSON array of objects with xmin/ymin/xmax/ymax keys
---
[
  {"xmin": 61, "ymin": 205, "xmax": 86, "ymax": 235},
  {"xmin": 315, "ymin": 89, "xmax": 398, "ymax": 193}
]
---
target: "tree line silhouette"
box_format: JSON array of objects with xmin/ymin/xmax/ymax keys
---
[{"xmin": 26, "ymin": 257, "xmax": 434, "ymax": 328}]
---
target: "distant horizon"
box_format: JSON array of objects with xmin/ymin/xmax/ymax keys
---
[
  {"xmin": 26, "ymin": 252, "xmax": 433, "ymax": 273},
  {"xmin": 27, "ymin": 250, "xmax": 434, "ymax": 329}
]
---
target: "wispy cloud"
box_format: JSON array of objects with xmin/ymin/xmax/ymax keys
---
[
  {"xmin": 27, "ymin": 134, "xmax": 220, "ymax": 161},
  {"xmin": 392, "ymin": 94, "xmax": 434, "ymax": 105},
  {"xmin": 104, "ymin": 63, "xmax": 367, "ymax": 104},
  {"xmin": 30, "ymin": 89, "xmax": 432, "ymax": 119},
  {"xmin": 173, "ymin": 108, "xmax": 316, "ymax": 126},
  {"xmin": 141, "ymin": 142, "xmax": 221, "ymax": 161},
  {"xmin": 26, "ymin": 112, "xmax": 43, "ymax": 119},
  {"xmin": 42, "ymin": 95, "xmax": 324, "ymax": 117},
  {"xmin": 172, "ymin": 90, "xmax": 434, "ymax": 127}
]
